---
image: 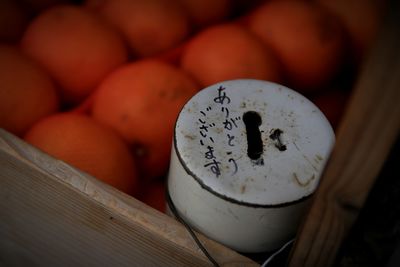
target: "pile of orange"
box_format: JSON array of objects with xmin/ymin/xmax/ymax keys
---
[{"xmin": 0, "ymin": 0, "xmax": 386, "ymax": 213}]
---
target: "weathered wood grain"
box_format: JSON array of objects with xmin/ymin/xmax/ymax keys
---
[
  {"xmin": 288, "ymin": 1, "xmax": 400, "ymax": 266},
  {"xmin": 0, "ymin": 129, "xmax": 257, "ymax": 267}
]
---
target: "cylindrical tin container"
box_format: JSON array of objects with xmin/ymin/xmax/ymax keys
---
[{"xmin": 167, "ymin": 79, "xmax": 335, "ymax": 253}]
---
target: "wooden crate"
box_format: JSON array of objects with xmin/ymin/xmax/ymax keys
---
[
  {"xmin": 1, "ymin": 2, "xmax": 399, "ymax": 267},
  {"xmin": 0, "ymin": 128, "xmax": 257, "ymax": 266},
  {"xmin": 1, "ymin": 125, "xmax": 267, "ymax": 266}
]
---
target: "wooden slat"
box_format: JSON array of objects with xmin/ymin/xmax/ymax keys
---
[
  {"xmin": 0, "ymin": 129, "xmax": 257, "ymax": 267},
  {"xmin": 288, "ymin": 1, "xmax": 400, "ymax": 266}
]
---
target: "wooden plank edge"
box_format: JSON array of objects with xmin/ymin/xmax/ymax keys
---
[
  {"xmin": 0, "ymin": 128, "xmax": 257, "ymax": 266},
  {"xmin": 288, "ymin": 1, "xmax": 400, "ymax": 266}
]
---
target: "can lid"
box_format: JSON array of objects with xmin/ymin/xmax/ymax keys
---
[{"xmin": 174, "ymin": 79, "xmax": 335, "ymax": 206}]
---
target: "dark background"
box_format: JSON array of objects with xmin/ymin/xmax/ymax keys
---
[{"xmin": 335, "ymin": 137, "xmax": 400, "ymax": 267}]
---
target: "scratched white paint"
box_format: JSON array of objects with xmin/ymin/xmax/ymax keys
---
[{"xmin": 168, "ymin": 79, "xmax": 335, "ymax": 252}]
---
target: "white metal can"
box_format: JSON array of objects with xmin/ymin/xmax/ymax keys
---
[{"xmin": 167, "ymin": 79, "xmax": 335, "ymax": 253}]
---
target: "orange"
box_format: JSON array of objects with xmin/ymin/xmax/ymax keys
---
[
  {"xmin": 181, "ymin": 23, "xmax": 282, "ymax": 88},
  {"xmin": 247, "ymin": 0, "xmax": 346, "ymax": 92},
  {"xmin": 316, "ymin": 0, "xmax": 386, "ymax": 64},
  {"xmin": 0, "ymin": 44, "xmax": 58, "ymax": 136},
  {"xmin": 150, "ymin": 42, "xmax": 187, "ymax": 67},
  {"xmin": 91, "ymin": 59, "xmax": 199, "ymax": 180},
  {"xmin": 24, "ymin": 113, "xmax": 139, "ymax": 195},
  {"xmin": 176, "ymin": 0, "xmax": 231, "ymax": 29},
  {"xmin": 21, "ymin": 5, "xmax": 128, "ymax": 104},
  {"xmin": 139, "ymin": 181, "xmax": 166, "ymax": 213},
  {"xmin": 311, "ymin": 88, "xmax": 350, "ymax": 130},
  {"xmin": 86, "ymin": 0, "xmax": 190, "ymax": 57}
]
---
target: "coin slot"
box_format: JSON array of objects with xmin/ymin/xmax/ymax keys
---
[{"xmin": 243, "ymin": 111, "xmax": 263, "ymax": 160}]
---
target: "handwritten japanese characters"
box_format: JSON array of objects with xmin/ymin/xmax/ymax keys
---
[{"xmin": 198, "ymin": 86, "xmax": 240, "ymax": 178}]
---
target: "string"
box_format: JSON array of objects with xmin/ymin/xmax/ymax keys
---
[
  {"xmin": 261, "ymin": 238, "xmax": 294, "ymax": 267},
  {"xmin": 166, "ymin": 190, "xmax": 220, "ymax": 267}
]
